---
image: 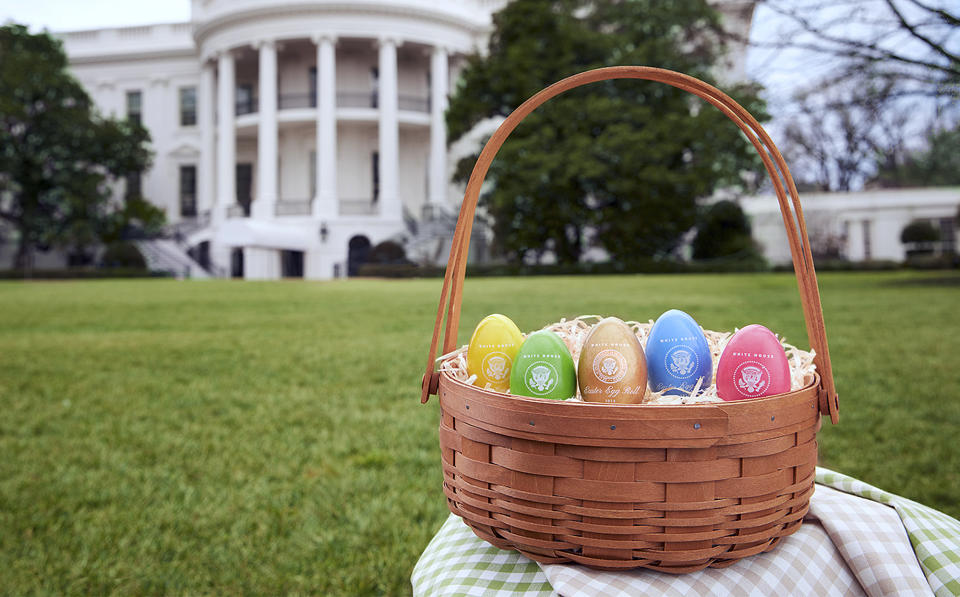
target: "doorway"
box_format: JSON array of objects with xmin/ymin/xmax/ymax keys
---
[
  {"xmin": 231, "ymin": 248, "xmax": 244, "ymax": 278},
  {"xmin": 347, "ymin": 235, "xmax": 371, "ymax": 276},
  {"xmin": 281, "ymin": 250, "xmax": 305, "ymax": 278}
]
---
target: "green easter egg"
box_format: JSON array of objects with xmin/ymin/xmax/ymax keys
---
[{"xmin": 509, "ymin": 330, "xmax": 577, "ymax": 400}]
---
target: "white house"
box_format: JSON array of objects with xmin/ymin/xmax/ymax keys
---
[
  {"xmin": 45, "ymin": 0, "xmax": 758, "ymax": 279},
  {"xmin": 742, "ymin": 187, "xmax": 959, "ymax": 264}
]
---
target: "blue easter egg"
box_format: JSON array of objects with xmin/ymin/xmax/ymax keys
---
[{"xmin": 645, "ymin": 310, "xmax": 712, "ymax": 395}]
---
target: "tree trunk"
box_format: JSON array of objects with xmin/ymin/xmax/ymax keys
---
[{"xmin": 14, "ymin": 233, "xmax": 34, "ymax": 278}]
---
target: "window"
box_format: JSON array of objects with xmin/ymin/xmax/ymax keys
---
[
  {"xmin": 236, "ymin": 163, "xmax": 253, "ymax": 216},
  {"xmin": 236, "ymin": 84, "xmax": 255, "ymax": 115},
  {"xmin": 939, "ymin": 218, "xmax": 956, "ymax": 253},
  {"xmin": 125, "ymin": 170, "xmax": 141, "ymax": 200},
  {"xmin": 179, "ymin": 86, "xmax": 197, "ymax": 126},
  {"xmin": 309, "ymin": 150, "xmax": 317, "ymax": 199},
  {"xmin": 862, "ymin": 219, "xmax": 872, "ymax": 260},
  {"xmin": 126, "ymin": 90, "xmax": 142, "ymax": 125},
  {"xmin": 372, "ymin": 151, "xmax": 379, "ymax": 202},
  {"xmin": 309, "ymin": 67, "xmax": 317, "ymax": 108},
  {"xmin": 370, "ymin": 66, "xmax": 379, "ymax": 108},
  {"xmin": 179, "ymin": 165, "xmax": 197, "ymax": 217}
]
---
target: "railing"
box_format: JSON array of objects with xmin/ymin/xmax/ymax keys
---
[
  {"xmin": 275, "ymin": 200, "xmax": 312, "ymax": 216},
  {"xmin": 236, "ymin": 98, "xmax": 258, "ymax": 116},
  {"xmin": 399, "ymin": 94, "xmax": 430, "ymax": 113},
  {"xmin": 279, "ymin": 93, "xmax": 317, "ymax": 110},
  {"xmin": 340, "ymin": 198, "xmax": 379, "ymax": 216},
  {"xmin": 337, "ymin": 91, "xmax": 377, "ymax": 109},
  {"xmin": 168, "ymin": 211, "xmax": 211, "ymax": 241},
  {"xmin": 233, "ymin": 91, "xmax": 431, "ymax": 115},
  {"xmin": 233, "ymin": 91, "xmax": 431, "ymax": 114}
]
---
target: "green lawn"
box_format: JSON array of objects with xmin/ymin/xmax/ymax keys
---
[{"xmin": 0, "ymin": 272, "xmax": 958, "ymax": 595}]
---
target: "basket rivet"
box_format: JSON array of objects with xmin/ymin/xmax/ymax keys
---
[
  {"xmin": 610, "ymin": 425, "xmax": 616, "ymax": 430},
  {"xmin": 529, "ymin": 420, "xmax": 535, "ymax": 426},
  {"xmin": 694, "ymin": 422, "xmax": 701, "ymax": 429},
  {"xmin": 771, "ymin": 416, "xmax": 775, "ymax": 421},
  {"xmin": 465, "ymin": 405, "xmax": 469, "ymax": 410}
]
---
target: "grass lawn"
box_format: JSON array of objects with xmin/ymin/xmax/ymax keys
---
[{"xmin": 0, "ymin": 271, "xmax": 958, "ymax": 595}]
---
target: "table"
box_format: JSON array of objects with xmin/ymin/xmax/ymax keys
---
[{"xmin": 412, "ymin": 468, "xmax": 960, "ymax": 596}]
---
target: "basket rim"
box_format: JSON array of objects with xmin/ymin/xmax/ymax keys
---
[{"xmin": 439, "ymin": 369, "xmax": 819, "ymax": 414}]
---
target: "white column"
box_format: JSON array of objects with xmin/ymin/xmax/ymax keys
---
[
  {"xmin": 428, "ymin": 46, "xmax": 449, "ymax": 213},
  {"xmin": 378, "ymin": 37, "xmax": 401, "ymax": 221},
  {"xmin": 198, "ymin": 61, "xmax": 216, "ymax": 216},
  {"xmin": 313, "ymin": 34, "xmax": 337, "ymax": 219},
  {"xmin": 216, "ymin": 51, "xmax": 236, "ymax": 222},
  {"xmin": 244, "ymin": 247, "xmax": 280, "ymax": 280},
  {"xmin": 254, "ymin": 39, "xmax": 278, "ymax": 219}
]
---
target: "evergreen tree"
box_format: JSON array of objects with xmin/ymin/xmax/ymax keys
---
[
  {"xmin": 447, "ymin": 0, "xmax": 767, "ymax": 263},
  {"xmin": 0, "ymin": 24, "xmax": 156, "ymax": 271}
]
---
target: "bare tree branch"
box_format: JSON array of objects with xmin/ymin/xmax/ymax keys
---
[
  {"xmin": 882, "ymin": 0, "xmax": 960, "ymax": 66},
  {"xmin": 906, "ymin": 0, "xmax": 960, "ymax": 26},
  {"xmin": 761, "ymin": 0, "xmax": 960, "ymax": 79}
]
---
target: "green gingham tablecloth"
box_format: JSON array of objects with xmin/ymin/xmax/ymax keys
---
[{"xmin": 412, "ymin": 468, "xmax": 960, "ymax": 597}]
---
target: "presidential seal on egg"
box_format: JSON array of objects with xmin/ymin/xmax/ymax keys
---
[
  {"xmin": 510, "ymin": 330, "xmax": 577, "ymax": 400},
  {"xmin": 578, "ymin": 317, "xmax": 647, "ymax": 404},
  {"xmin": 467, "ymin": 314, "xmax": 524, "ymax": 392},
  {"xmin": 645, "ymin": 309, "xmax": 712, "ymax": 396},
  {"xmin": 716, "ymin": 324, "xmax": 791, "ymax": 401}
]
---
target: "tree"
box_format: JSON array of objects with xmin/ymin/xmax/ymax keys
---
[
  {"xmin": 752, "ymin": 1, "xmax": 959, "ymax": 100},
  {"xmin": 746, "ymin": 1, "xmax": 958, "ymax": 192},
  {"xmin": 447, "ymin": 0, "xmax": 767, "ymax": 264},
  {"xmin": 0, "ymin": 24, "xmax": 154, "ymax": 271},
  {"xmin": 871, "ymin": 122, "xmax": 960, "ymax": 187},
  {"xmin": 692, "ymin": 200, "xmax": 758, "ymax": 260},
  {"xmin": 780, "ymin": 78, "xmax": 913, "ymax": 191}
]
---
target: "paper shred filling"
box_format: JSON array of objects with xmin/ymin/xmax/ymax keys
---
[{"xmin": 437, "ymin": 315, "xmax": 817, "ymax": 405}]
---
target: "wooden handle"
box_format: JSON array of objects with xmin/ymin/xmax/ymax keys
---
[{"xmin": 421, "ymin": 66, "xmax": 839, "ymax": 425}]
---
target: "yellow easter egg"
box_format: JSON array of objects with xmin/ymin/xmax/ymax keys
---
[{"xmin": 467, "ymin": 314, "xmax": 524, "ymax": 392}]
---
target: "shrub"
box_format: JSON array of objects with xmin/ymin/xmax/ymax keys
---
[
  {"xmin": 0, "ymin": 268, "xmax": 167, "ymax": 279},
  {"xmin": 101, "ymin": 242, "xmax": 146, "ymax": 269},
  {"xmin": 692, "ymin": 200, "xmax": 757, "ymax": 260},
  {"xmin": 900, "ymin": 220, "xmax": 939, "ymax": 244},
  {"xmin": 368, "ymin": 240, "xmax": 409, "ymax": 264}
]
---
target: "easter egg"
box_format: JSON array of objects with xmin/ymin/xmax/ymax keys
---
[
  {"xmin": 716, "ymin": 324, "xmax": 791, "ymax": 401},
  {"xmin": 578, "ymin": 317, "xmax": 648, "ymax": 404},
  {"xmin": 645, "ymin": 309, "xmax": 712, "ymax": 396},
  {"xmin": 510, "ymin": 330, "xmax": 577, "ymax": 400},
  {"xmin": 467, "ymin": 314, "xmax": 524, "ymax": 392}
]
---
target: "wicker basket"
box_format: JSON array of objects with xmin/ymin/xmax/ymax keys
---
[{"xmin": 420, "ymin": 66, "xmax": 840, "ymax": 574}]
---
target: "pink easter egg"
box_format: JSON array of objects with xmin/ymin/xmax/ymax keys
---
[{"xmin": 716, "ymin": 324, "xmax": 791, "ymax": 401}]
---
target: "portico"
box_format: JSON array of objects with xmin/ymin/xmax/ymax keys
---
[{"xmin": 197, "ymin": 30, "xmax": 454, "ymax": 278}]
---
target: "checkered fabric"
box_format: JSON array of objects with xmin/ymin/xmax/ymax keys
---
[
  {"xmin": 818, "ymin": 468, "xmax": 960, "ymax": 597},
  {"xmin": 412, "ymin": 468, "xmax": 960, "ymax": 597},
  {"xmin": 411, "ymin": 514, "xmax": 557, "ymax": 597}
]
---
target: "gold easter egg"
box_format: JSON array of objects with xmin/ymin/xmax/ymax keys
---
[
  {"xmin": 577, "ymin": 317, "xmax": 648, "ymax": 404},
  {"xmin": 467, "ymin": 314, "xmax": 524, "ymax": 392}
]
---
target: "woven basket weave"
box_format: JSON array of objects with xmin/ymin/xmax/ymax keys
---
[{"xmin": 421, "ymin": 66, "xmax": 840, "ymax": 573}]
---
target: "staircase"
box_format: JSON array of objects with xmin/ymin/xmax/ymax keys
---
[
  {"xmin": 404, "ymin": 204, "xmax": 460, "ymax": 265},
  {"xmin": 134, "ymin": 239, "xmax": 211, "ymax": 279}
]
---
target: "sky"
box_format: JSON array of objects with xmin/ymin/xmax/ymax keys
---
[
  {"xmin": 3, "ymin": 0, "xmax": 791, "ymax": 92},
  {"xmin": 1, "ymin": 0, "xmax": 947, "ymax": 153},
  {"xmin": 0, "ymin": 0, "xmax": 191, "ymax": 31}
]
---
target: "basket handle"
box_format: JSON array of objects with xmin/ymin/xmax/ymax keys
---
[{"xmin": 420, "ymin": 66, "xmax": 839, "ymax": 425}]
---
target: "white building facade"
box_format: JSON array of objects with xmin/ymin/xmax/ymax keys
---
[
  {"xmin": 58, "ymin": 0, "xmax": 756, "ymax": 279},
  {"xmin": 742, "ymin": 188, "xmax": 960, "ymax": 264}
]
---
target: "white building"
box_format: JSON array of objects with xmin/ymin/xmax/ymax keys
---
[
  {"xmin": 53, "ymin": 0, "xmax": 757, "ymax": 279},
  {"xmin": 742, "ymin": 188, "xmax": 960, "ymax": 264}
]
